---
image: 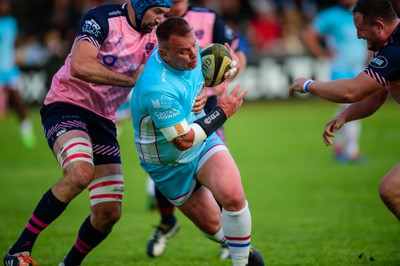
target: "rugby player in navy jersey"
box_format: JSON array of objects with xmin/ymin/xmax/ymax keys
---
[{"xmin": 289, "ymin": 0, "xmax": 400, "ymax": 221}]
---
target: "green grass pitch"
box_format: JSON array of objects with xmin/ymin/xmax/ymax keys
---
[{"xmin": 1, "ymin": 98, "xmax": 399, "ymax": 265}]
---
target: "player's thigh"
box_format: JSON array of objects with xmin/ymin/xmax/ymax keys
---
[
  {"xmin": 381, "ymin": 163, "xmax": 400, "ymax": 191},
  {"xmin": 52, "ymin": 129, "xmax": 90, "ymax": 156},
  {"xmin": 53, "ymin": 130, "xmax": 95, "ymax": 179},
  {"xmin": 197, "ymin": 150, "xmax": 245, "ymax": 208},
  {"xmin": 178, "ymin": 185, "xmax": 221, "ymax": 233},
  {"xmin": 94, "ymin": 163, "xmax": 122, "ymax": 178}
]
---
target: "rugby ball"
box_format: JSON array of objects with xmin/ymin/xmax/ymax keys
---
[{"xmin": 201, "ymin": 43, "xmax": 232, "ymax": 87}]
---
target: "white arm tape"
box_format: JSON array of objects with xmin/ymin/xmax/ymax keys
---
[
  {"xmin": 228, "ymin": 67, "xmax": 237, "ymax": 78},
  {"xmin": 159, "ymin": 119, "xmax": 207, "ymax": 146},
  {"xmin": 189, "ymin": 123, "xmax": 207, "ymax": 146},
  {"xmin": 160, "ymin": 119, "xmax": 190, "ymax": 141}
]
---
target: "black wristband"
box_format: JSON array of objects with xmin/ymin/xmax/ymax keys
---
[{"xmin": 194, "ymin": 107, "xmax": 227, "ymax": 136}]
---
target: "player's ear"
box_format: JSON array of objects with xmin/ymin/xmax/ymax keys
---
[
  {"xmin": 159, "ymin": 48, "xmax": 169, "ymax": 61},
  {"xmin": 376, "ymin": 20, "xmax": 384, "ymax": 31}
]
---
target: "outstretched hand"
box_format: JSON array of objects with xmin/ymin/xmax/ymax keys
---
[
  {"xmin": 217, "ymin": 83, "xmax": 248, "ymax": 118},
  {"xmin": 322, "ymin": 116, "xmax": 345, "ymax": 146},
  {"xmin": 289, "ymin": 77, "xmax": 311, "ymax": 96}
]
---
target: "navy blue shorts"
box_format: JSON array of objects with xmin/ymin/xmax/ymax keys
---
[{"xmin": 40, "ymin": 102, "xmax": 121, "ymax": 165}]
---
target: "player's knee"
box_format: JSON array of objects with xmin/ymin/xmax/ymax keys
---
[
  {"xmin": 64, "ymin": 165, "xmax": 95, "ymax": 191},
  {"xmin": 101, "ymin": 205, "xmax": 122, "ymax": 226},
  {"xmin": 199, "ymin": 215, "xmax": 221, "ymax": 234},
  {"xmin": 209, "ymin": 218, "xmax": 222, "ymax": 233},
  {"xmin": 63, "ymin": 164, "xmax": 94, "ymax": 194},
  {"xmin": 92, "ymin": 203, "xmax": 122, "ymax": 231},
  {"xmin": 219, "ymin": 189, "xmax": 245, "ymax": 212},
  {"xmin": 379, "ymin": 179, "xmax": 398, "ymax": 203}
]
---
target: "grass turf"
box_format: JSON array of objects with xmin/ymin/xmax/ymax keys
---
[{"xmin": 0, "ymin": 98, "xmax": 399, "ymax": 265}]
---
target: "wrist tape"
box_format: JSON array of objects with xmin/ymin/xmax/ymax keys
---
[
  {"xmin": 303, "ymin": 79, "xmax": 313, "ymax": 92},
  {"xmin": 194, "ymin": 107, "xmax": 227, "ymax": 136}
]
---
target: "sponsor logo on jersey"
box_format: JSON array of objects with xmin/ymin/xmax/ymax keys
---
[
  {"xmin": 56, "ymin": 129, "xmax": 67, "ymax": 137},
  {"xmin": 224, "ymin": 25, "xmax": 235, "ymax": 40},
  {"xmin": 159, "ymin": 95, "xmax": 172, "ymax": 109},
  {"xmin": 152, "ymin": 96, "xmax": 179, "ymax": 120},
  {"xmin": 161, "ymin": 68, "xmax": 167, "ymax": 82},
  {"xmin": 204, "ymin": 109, "xmax": 221, "ymax": 124},
  {"xmin": 5, "ymin": 260, "xmax": 14, "ymax": 266},
  {"xmin": 155, "ymin": 109, "xmax": 181, "ymax": 120},
  {"xmin": 151, "ymin": 99, "xmax": 161, "ymax": 108},
  {"xmin": 103, "ymin": 55, "xmax": 118, "ymax": 66},
  {"xmin": 108, "ymin": 10, "xmax": 121, "ymax": 16},
  {"xmin": 370, "ymin": 55, "xmax": 388, "ymax": 69}
]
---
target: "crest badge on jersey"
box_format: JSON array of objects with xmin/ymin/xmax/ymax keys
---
[
  {"xmin": 82, "ymin": 19, "xmax": 101, "ymax": 37},
  {"xmin": 145, "ymin": 42, "xmax": 155, "ymax": 54},
  {"xmin": 371, "ymin": 55, "xmax": 388, "ymax": 69},
  {"xmin": 195, "ymin": 29, "xmax": 204, "ymax": 41}
]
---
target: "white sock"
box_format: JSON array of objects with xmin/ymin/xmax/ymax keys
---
[
  {"xmin": 146, "ymin": 176, "xmax": 155, "ymax": 197},
  {"xmin": 20, "ymin": 119, "xmax": 33, "ymax": 135},
  {"xmin": 222, "ymin": 201, "xmax": 251, "ymax": 266},
  {"xmin": 343, "ymin": 120, "xmax": 361, "ymax": 159},
  {"xmin": 200, "ymin": 228, "xmax": 227, "ymax": 244}
]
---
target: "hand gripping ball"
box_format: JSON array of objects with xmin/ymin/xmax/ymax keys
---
[{"xmin": 201, "ymin": 43, "xmax": 232, "ymax": 87}]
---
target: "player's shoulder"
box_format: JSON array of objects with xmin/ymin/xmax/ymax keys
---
[
  {"xmin": 316, "ymin": 5, "xmax": 344, "ymax": 20},
  {"xmin": 138, "ymin": 55, "xmax": 165, "ymax": 83},
  {"xmin": 379, "ymin": 30, "xmax": 400, "ymax": 56},
  {"xmin": 188, "ymin": 5, "xmax": 217, "ymax": 15},
  {"xmin": 367, "ymin": 35, "xmax": 400, "ymax": 81},
  {"xmin": 86, "ymin": 3, "xmax": 126, "ymax": 19},
  {"xmin": 0, "ymin": 15, "xmax": 17, "ymax": 26},
  {"xmin": 375, "ymin": 42, "xmax": 400, "ymax": 67}
]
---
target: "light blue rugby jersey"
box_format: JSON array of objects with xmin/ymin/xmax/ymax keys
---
[
  {"xmin": 313, "ymin": 5, "xmax": 367, "ymax": 78},
  {"xmin": 131, "ymin": 46, "xmax": 206, "ymax": 165},
  {"xmin": 0, "ymin": 16, "xmax": 20, "ymax": 82}
]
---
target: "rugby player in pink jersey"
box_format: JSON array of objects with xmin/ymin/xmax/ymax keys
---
[{"xmin": 3, "ymin": 1, "xmax": 175, "ymax": 266}]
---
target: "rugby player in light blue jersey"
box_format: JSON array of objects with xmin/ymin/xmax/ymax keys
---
[
  {"xmin": 302, "ymin": 0, "xmax": 369, "ymax": 163},
  {"xmin": 0, "ymin": 0, "xmax": 36, "ymax": 149},
  {"xmin": 130, "ymin": 17, "xmax": 262, "ymax": 266}
]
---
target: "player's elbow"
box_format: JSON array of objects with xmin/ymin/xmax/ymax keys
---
[
  {"xmin": 70, "ymin": 61, "xmax": 87, "ymax": 79},
  {"xmin": 174, "ymin": 143, "xmax": 191, "ymax": 151},
  {"xmin": 342, "ymin": 92, "xmax": 366, "ymax": 103},
  {"xmin": 340, "ymin": 93, "xmax": 358, "ymax": 103},
  {"xmin": 171, "ymin": 135, "xmax": 194, "ymax": 151}
]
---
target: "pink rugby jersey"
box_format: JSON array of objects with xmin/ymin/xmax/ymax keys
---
[
  {"xmin": 180, "ymin": 6, "xmax": 240, "ymax": 99},
  {"xmin": 45, "ymin": 3, "xmax": 157, "ymax": 121},
  {"xmin": 181, "ymin": 5, "xmax": 239, "ymax": 50}
]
